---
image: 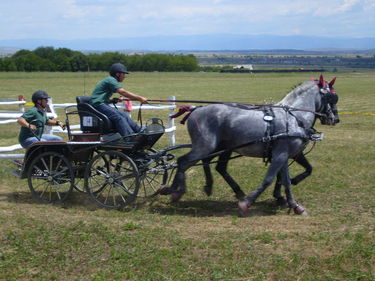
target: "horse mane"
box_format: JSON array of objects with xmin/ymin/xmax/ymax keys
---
[{"xmin": 277, "ymin": 81, "xmax": 316, "ymax": 106}]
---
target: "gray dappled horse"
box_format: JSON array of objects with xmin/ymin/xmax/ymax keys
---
[{"xmin": 164, "ymin": 75, "xmax": 339, "ymax": 216}]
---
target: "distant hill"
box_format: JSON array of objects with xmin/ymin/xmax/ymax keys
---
[
  {"xmin": 1, "ymin": 34, "xmax": 375, "ymax": 52},
  {"xmin": 0, "ymin": 47, "xmax": 21, "ymax": 57}
]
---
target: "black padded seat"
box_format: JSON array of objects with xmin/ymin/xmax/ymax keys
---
[{"xmin": 76, "ymin": 96, "xmax": 116, "ymax": 134}]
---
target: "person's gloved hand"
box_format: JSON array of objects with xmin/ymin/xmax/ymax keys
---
[
  {"xmin": 29, "ymin": 124, "xmax": 37, "ymax": 131},
  {"xmin": 56, "ymin": 120, "xmax": 66, "ymax": 130}
]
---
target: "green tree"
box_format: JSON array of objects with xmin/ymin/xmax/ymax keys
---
[
  {"xmin": 12, "ymin": 49, "xmax": 33, "ymax": 58},
  {"xmin": 14, "ymin": 53, "xmax": 54, "ymax": 71},
  {"xmin": 70, "ymin": 52, "xmax": 89, "ymax": 71},
  {"xmin": 2, "ymin": 46, "xmax": 200, "ymax": 72},
  {"xmin": 34, "ymin": 46, "xmax": 55, "ymax": 60},
  {"xmin": 53, "ymin": 54, "xmax": 71, "ymax": 71},
  {"xmin": 2, "ymin": 57, "xmax": 17, "ymax": 71}
]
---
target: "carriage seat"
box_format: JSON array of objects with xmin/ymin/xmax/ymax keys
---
[{"xmin": 76, "ymin": 96, "xmax": 116, "ymax": 134}]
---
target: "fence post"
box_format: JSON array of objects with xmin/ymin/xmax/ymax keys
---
[
  {"xmin": 44, "ymin": 97, "xmax": 54, "ymax": 134},
  {"xmin": 168, "ymin": 96, "xmax": 176, "ymax": 146},
  {"xmin": 18, "ymin": 95, "xmax": 25, "ymax": 112}
]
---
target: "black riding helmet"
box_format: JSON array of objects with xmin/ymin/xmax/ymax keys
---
[
  {"xmin": 31, "ymin": 90, "xmax": 50, "ymax": 104},
  {"xmin": 109, "ymin": 63, "xmax": 129, "ymax": 78}
]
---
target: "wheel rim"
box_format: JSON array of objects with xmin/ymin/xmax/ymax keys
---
[
  {"xmin": 85, "ymin": 151, "xmax": 140, "ymax": 209},
  {"xmin": 27, "ymin": 151, "xmax": 73, "ymax": 204}
]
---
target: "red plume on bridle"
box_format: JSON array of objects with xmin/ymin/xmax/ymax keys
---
[
  {"xmin": 316, "ymin": 75, "xmax": 336, "ymax": 90},
  {"xmin": 329, "ymin": 77, "xmax": 336, "ymax": 88},
  {"xmin": 318, "ymin": 74, "xmax": 325, "ymax": 88}
]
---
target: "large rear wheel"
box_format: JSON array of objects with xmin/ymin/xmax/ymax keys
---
[{"xmin": 84, "ymin": 151, "xmax": 140, "ymax": 209}]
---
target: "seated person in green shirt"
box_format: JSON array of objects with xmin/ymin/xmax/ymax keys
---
[
  {"xmin": 17, "ymin": 90, "xmax": 65, "ymax": 148},
  {"xmin": 90, "ymin": 63, "xmax": 148, "ymax": 136}
]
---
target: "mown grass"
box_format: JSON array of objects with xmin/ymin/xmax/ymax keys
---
[{"xmin": 0, "ymin": 71, "xmax": 374, "ymax": 281}]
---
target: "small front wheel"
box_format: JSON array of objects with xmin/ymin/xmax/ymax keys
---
[
  {"xmin": 84, "ymin": 151, "xmax": 140, "ymax": 209},
  {"xmin": 27, "ymin": 151, "xmax": 74, "ymax": 204},
  {"xmin": 137, "ymin": 149, "xmax": 177, "ymax": 198}
]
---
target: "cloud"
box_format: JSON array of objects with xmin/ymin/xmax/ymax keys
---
[
  {"xmin": 337, "ymin": 0, "xmax": 360, "ymax": 12},
  {"xmin": 0, "ymin": 0, "xmax": 374, "ymax": 40}
]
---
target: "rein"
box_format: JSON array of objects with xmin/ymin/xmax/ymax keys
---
[{"xmin": 147, "ymin": 99, "xmax": 325, "ymax": 117}]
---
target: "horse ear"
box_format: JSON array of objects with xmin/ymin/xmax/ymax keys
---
[
  {"xmin": 318, "ymin": 75, "xmax": 325, "ymax": 88},
  {"xmin": 329, "ymin": 77, "xmax": 336, "ymax": 88}
]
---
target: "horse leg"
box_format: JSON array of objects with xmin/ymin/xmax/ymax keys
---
[
  {"xmin": 273, "ymin": 173, "xmax": 288, "ymax": 207},
  {"xmin": 290, "ymin": 153, "xmax": 312, "ymax": 185},
  {"xmin": 279, "ymin": 163, "xmax": 307, "ymax": 216},
  {"xmin": 238, "ymin": 156, "xmax": 286, "ymax": 215},
  {"xmin": 273, "ymin": 152, "xmax": 312, "ymax": 206},
  {"xmin": 215, "ymin": 151, "xmax": 246, "ymax": 200},
  {"xmin": 238, "ymin": 143, "xmax": 294, "ymax": 215},
  {"xmin": 202, "ymin": 157, "xmax": 214, "ymax": 197},
  {"xmin": 168, "ymin": 151, "xmax": 201, "ymax": 202}
]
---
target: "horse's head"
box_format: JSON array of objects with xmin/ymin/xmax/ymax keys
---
[{"xmin": 315, "ymin": 75, "xmax": 340, "ymax": 125}]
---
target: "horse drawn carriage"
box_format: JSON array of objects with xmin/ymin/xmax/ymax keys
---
[
  {"xmin": 12, "ymin": 75, "xmax": 340, "ymax": 215},
  {"xmin": 12, "ymin": 96, "xmax": 188, "ymax": 209}
]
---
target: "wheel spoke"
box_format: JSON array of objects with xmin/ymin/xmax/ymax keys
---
[
  {"xmin": 113, "ymin": 180, "xmax": 135, "ymax": 196},
  {"xmin": 41, "ymin": 157, "xmax": 49, "ymax": 172},
  {"xmin": 112, "ymin": 184, "xmax": 128, "ymax": 204},
  {"xmin": 38, "ymin": 183, "xmax": 50, "ymax": 198},
  {"xmin": 93, "ymin": 182, "xmax": 109, "ymax": 198},
  {"xmin": 85, "ymin": 151, "xmax": 139, "ymax": 209},
  {"xmin": 53, "ymin": 166, "xmax": 69, "ymax": 178}
]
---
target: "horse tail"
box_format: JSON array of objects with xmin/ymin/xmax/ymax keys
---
[{"xmin": 170, "ymin": 105, "xmax": 198, "ymax": 124}]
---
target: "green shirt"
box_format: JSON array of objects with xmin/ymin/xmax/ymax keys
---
[
  {"xmin": 18, "ymin": 107, "xmax": 48, "ymax": 143},
  {"xmin": 90, "ymin": 76, "xmax": 122, "ymax": 107}
]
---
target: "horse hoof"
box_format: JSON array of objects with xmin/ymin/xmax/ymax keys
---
[
  {"xmin": 156, "ymin": 186, "xmax": 173, "ymax": 195},
  {"xmin": 235, "ymin": 192, "xmax": 246, "ymax": 200},
  {"xmin": 171, "ymin": 192, "xmax": 184, "ymax": 202},
  {"xmin": 238, "ymin": 201, "xmax": 250, "ymax": 217},
  {"xmin": 276, "ymin": 197, "xmax": 288, "ymax": 208},
  {"xmin": 294, "ymin": 205, "xmax": 307, "ymax": 215},
  {"xmin": 203, "ymin": 185, "xmax": 212, "ymax": 196}
]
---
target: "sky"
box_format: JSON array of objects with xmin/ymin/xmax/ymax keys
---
[{"xmin": 0, "ymin": 0, "xmax": 374, "ymax": 41}]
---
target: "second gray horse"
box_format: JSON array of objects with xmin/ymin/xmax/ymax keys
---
[{"xmin": 163, "ymin": 75, "xmax": 339, "ymax": 216}]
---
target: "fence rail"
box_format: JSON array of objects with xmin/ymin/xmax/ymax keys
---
[{"xmin": 0, "ymin": 96, "xmax": 177, "ymax": 159}]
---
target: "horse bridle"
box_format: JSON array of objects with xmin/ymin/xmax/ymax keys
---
[{"xmin": 316, "ymin": 84, "xmax": 339, "ymax": 123}]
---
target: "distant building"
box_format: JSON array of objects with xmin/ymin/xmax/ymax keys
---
[{"xmin": 233, "ymin": 64, "xmax": 253, "ymax": 70}]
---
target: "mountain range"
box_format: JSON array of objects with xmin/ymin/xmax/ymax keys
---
[{"xmin": 1, "ymin": 34, "xmax": 375, "ymax": 53}]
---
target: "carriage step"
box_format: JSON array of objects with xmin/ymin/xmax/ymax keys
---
[{"xmin": 11, "ymin": 169, "xmax": 22, "ymax": 178}]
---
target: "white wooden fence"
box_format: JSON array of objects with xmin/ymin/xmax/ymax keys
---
[{"xmin": 0, "ymin": 96, "xmax": 177, "ymax": 159}]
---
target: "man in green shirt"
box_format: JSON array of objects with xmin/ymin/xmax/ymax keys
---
[
  {"xmin": 17, "ymin": 90, "xmax": 64, "ymax": 148},
  {"xmin": 90, "ymin": 63, "xmax": 148, "ymax": 136}
]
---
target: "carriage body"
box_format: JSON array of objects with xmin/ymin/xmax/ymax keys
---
[{"xmin": 13, "ymin": 97, "xmax": 179, "ymax": 209}]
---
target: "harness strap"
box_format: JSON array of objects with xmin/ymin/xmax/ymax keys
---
[
  {"xmin": 197, "ymin": 132, "xmax": 308, "ymax": 162},
  {"xmin": 286, "ymin": 108, "xmax": 306, "ymax": 130},
  {"xmin": 262, "ymin": 106, "xmax": 275, "ymax": 164},
  {"xmin": 170, "ymin": 105, "xmax": 197, "ymax": 124}
]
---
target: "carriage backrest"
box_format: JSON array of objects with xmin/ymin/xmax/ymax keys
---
[{"xmin": 76, "ymin": 96, "xmax": 116, "ymax": 134}]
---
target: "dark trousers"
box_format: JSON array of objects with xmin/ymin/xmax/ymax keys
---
[{"xmin": 95, "ymin": 103, "xmax": 141, "ymax": 136}]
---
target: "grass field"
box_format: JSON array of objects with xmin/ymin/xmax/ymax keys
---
[{"xmin": 0, "ymin": 71, "xmax": 374, "ymax": 281}]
